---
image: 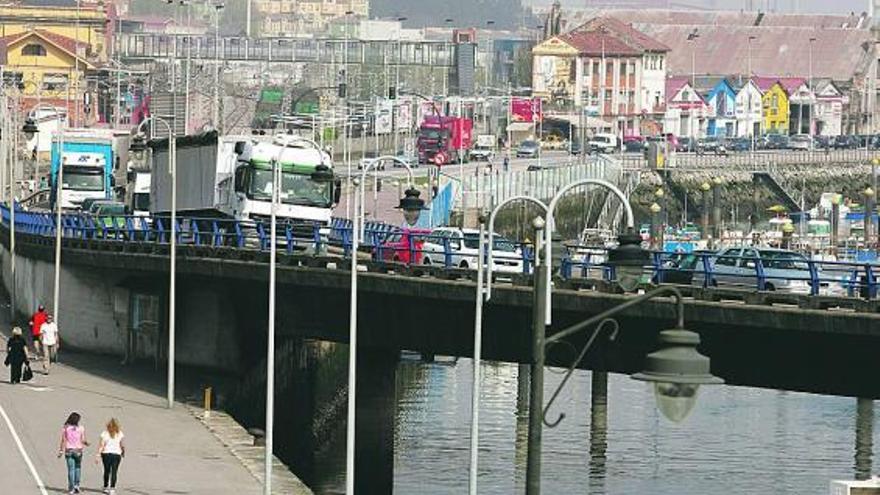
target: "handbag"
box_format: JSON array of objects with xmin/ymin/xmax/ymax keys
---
[{"xmin": 22, "ymin": 363, "xmax": 33, "ymax": 382}]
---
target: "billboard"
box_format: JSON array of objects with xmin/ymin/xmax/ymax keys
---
[
  {"xmin": 375, "ymin": 98, "xmax": 393, "ymax": 134},
  {"xmin": 396, "ymin": 99, "xmax": 413, "ymax": 132},
  {"xmin": 511, "ymin": 97, "xmax": 542, "ymax": 123}
]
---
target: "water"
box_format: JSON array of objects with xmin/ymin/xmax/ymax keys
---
[{"xmin": 313, "ymin": 359, "xmax": 876, "ymax": 494}]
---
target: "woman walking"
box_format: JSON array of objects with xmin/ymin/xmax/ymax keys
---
[
  {"xmin": 5, "ymin": 327, "xmax": 29, "ymax": 384},
  {"xmin": 57, "ymin": 412, "xmax": 88, "ymax": 495},
  {"xmin": 96, "ymin": 418, "xmax": 125, "ymax": 495}
]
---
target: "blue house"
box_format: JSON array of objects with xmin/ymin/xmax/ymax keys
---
[{"xmin": 704, "ymin": 79, "xmax": 738, "ymax": 137}]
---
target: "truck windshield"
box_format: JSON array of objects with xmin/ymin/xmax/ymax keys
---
[
  {"xmin": 249, "ymin": 169, "xmax": 331, "ymax": 207},
  {"xmin": 62, "ymin": 171, "xmax": 104, "ymax": 191},
  {"xmin": 420, "ymin": 129, "xmax": 447, "ymax": 140},
  {"xmin": 132, "ymin": 193, "xmax": 149, "ymax": 211}
]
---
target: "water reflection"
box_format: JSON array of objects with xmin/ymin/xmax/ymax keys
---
[
  {"xmin": 311, "ymin": 359, "xmax": 879, "ymax": 495},
  {"xmin": 855, "ymin": 398, "xmax": 874, "ymax": 480}
]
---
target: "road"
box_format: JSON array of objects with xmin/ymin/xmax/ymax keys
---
[{"xmin": 0, "ymin": 334, "xmax": 262, "ymax": 494}]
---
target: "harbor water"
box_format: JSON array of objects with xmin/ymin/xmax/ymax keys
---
[{"xmin": 312, "ymin": 358, "xmax": 876, "ymax": 494}]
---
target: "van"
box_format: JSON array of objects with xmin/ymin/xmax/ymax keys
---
[{"xmin": 588, "ymin": 133, "xmax": 619, "ymax": 154}]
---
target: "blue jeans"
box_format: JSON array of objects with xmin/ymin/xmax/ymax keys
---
[{"xmin": 65, "ymin": 450, "xmax": 82, "ymax": 491}]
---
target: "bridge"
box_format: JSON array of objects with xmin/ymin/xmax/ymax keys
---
[
  {"xmin": 3, "ymin": 203, "xmax": 880, "ymax": 492},
  {"xmin": 117, "ymin": 33, "xmax": 458, "ymax": 67}
]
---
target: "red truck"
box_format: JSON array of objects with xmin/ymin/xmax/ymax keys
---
[{"xmin": 417, "ymin": 116, "xmax": 473, "ymax": 165}]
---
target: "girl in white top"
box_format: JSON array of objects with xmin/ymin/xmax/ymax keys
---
[{"xmin": 95, "ymin": 418, "xmax": 125, "ymax": 495}]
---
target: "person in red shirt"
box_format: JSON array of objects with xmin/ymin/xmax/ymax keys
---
[{"xmin": 29, "ymin": 305, "xmax": 47, "ymax": 357}]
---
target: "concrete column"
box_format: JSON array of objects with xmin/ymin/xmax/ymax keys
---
[
  {"xmin": 855, "ymin": 398, "xmax": 874, "ymax": 480},
  {"xmin": 355, "ymin": 346, "xmax": 399, "ymax": 494},
  {"xmin": 589, "ymin": 371, "xmax": 608, "ymax": 493}
]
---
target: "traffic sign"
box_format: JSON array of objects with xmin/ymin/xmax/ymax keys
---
[{"xmin": 433, "ymin": 153, "xmax": 446, "ymax": 166}]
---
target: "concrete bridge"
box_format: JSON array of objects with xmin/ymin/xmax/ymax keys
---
[{"xmin": 3, "ymin": 211, "xmax": 880, "ymax": 492}]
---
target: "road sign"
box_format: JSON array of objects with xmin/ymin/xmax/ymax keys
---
[{"xmin": 433, "ymin": 153, "xmax": 446, "ymax": 166}]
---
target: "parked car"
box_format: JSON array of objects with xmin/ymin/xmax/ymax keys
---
[
  {"xmin": 693, "ymin": 247, "xmax": 818, "ymax": 294},
  {"xmin": 696, "ymin": 137, "xmax": 727, "ymax": 156},
  {"xmin": 813, "ymin": 135, "xmax": 833, "ymax": 149},
  {"xmin": 789, "ymin": 134, "xmax": 812, "ymax": 151},
  {"xmin": 516, "ymin": 140, "xmax": 541, "ymax": 159},
  {"xmin": 658, "ymin": 250, "xmax": 713, "ymax": 285},
  {"xmin": 375, "ymin": 228, "xmax": 430, "ymax": 264},
  {"xmin": 833, "ymin": 135, "xmax": 859, "ymax": 150},
  {"xmin": 624, "ymin": 139, "xmax": 646, "ymax": 153},
  {"xmin": 724, "ymin": 137, "xmax": 751, "ymax": 152},
  {"xmin": 421, "ymin": 227, "xmax": 523, "ymax": 273},
  {"xmin": 764, "ymin": 134, "xmax": 791, "ymax": 150},
  {"xmin": 675, "ymin": 137, "xmax": 695, "ymax": 153},
  {"xmin": 588, "ymin": 133, "xmax": 619, "ymax": 154}
]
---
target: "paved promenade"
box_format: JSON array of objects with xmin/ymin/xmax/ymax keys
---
[{"xmin": 0, "ymin": 343, "xmax": 265, "ymax": 495}]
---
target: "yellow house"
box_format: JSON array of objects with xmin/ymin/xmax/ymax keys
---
[
  {"xmin": 755, "ymin": 79, "xmax": 790, "ymax": 134},
  {"xmin": 531, "ymin": 36, "xmax": 580, "ymax": 102},
  {"xmin": 0, "ymin": 2, "xmax": 108, "ymax": 61}
]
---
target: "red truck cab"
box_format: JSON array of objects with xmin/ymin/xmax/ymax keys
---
[{"xmin": 417, "ymin": 116, "xmax": 473, "ymax": 165}]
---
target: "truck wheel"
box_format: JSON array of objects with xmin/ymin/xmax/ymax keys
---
[
  {"xmin": 423, "ymin": 257, "xmax": 432, "ymax": 266},
  {"xmin": 459, "ymin": 260, "xmax": 470, "ymax": 269}
]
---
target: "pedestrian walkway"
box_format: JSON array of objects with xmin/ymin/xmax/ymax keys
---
[{"xmin": 0, "ymin": 344, "xmax": 265, "ymax": 494}]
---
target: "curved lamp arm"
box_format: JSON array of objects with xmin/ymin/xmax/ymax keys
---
[
  {"xmin": 486, "ymin": 195, "xmax": 549, "ymax": 301},
  {"xmin": 541, "ymin": 286, "xmax": 685, "ymax": 428},
  {"xmin": 544, "ymin": 178, "xmax": 635, "ymax": 325},
  {"xmin": 357, "ymin": 155, "xmax": 417, "ymax": 234}
]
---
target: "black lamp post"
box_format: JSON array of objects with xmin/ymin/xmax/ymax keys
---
[
  {"xmin": 397, "ymin": 187, "xmax": 426, "ymax": 226},
  {"xmin": 607, "ymin": 228, "xmax": 651, "ymax": 292},
  {"xmin": 21, "ymin": 118, "xmax": 38, "ymax": 140}
]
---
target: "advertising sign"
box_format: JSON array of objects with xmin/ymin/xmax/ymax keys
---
[
  {"xmin": 511, "ymin": 97, "xmax": 543, "ymax": 123},
  {"xmin": 375, "ymin": 98, "xmax": 393, "ymax": 134},
  {"xmin": 396, "ymin": 98, "xmax": 413, "ymax": 132}
]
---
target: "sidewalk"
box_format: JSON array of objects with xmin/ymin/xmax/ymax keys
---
[{"xmin": 0, "ymin": 302, "xmax": 309, "ymax": 494}]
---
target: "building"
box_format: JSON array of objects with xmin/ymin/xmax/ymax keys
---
[
  {"xmin": 663, "ymin": 76, "xmax": 708, "ymax": 138},
  {"xmin": 777, "ymin": 77, "xmax": 815, "ymax": 135},
  {"xmin": 701, "ymin": 77, "xmax": 738, "ymax": 137},
  {"xmin": 0, "ymin": 1, "xmax": 108, "ymax": 127},
  {"xmin": 254, "ymin": 0, "xmax": 368, "ymax": 37},
  {"xmin": 814, "ymin": 80, "xmax": 847, "ymax": 136},
  {"xmin": 753, "ymin": 77, "xmax": 789, "ymax": 135},
  {"xmin": 734, "ymin": 78, "xmax": 763, "ymax": 137},
  {"xmin": 531, "ymin": 17, "xmax": 669, "ymax": 136}
]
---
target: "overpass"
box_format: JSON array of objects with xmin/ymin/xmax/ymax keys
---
[
  {"xmin": 117, "ymin": 33, "xmax": 458, "ymax": 67},
  {"xmin": 3, "ymin": 206, "xmax": 880, "ymax": 492}
]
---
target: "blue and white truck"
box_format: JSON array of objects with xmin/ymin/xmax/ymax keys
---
[{"xmin": 50, "ymin": 129, "xmax": 120, "ymax": 210}]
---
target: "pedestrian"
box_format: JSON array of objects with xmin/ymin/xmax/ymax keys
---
[
  {"xmin": 58, "ymin": 412, "xmax": 88, "ymax": 495},
  {"xmin": 5, "ymin": 327, "xmax": 29, "ymax": 384},
  {"xmin": 503, "ymin": 155, "xmax": 510, "ymax": 172},
  {"xmin": 41, "ymin": 314, "xmax": 59, "ymax": 374},
  {"xmin": 96, "ymin": 418, "xmax": 125, "ymax": 495},
  {"xmin": 29, "ymin": 304, "xmax": 48, "ymax": 358}
]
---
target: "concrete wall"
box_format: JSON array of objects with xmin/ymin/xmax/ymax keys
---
[{"xmin": 0, "ymin": 244, "xmax": 244, "ymax": 371}]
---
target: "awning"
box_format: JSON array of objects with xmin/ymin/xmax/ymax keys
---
[{"xmin": 506, "ymin": 122, "xmax": 535, "ymax": 132}]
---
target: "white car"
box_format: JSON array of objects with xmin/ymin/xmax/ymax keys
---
[
  {"xmin": 789, "ymin": 134, "xmax": 812, "ymax": 151},
  {"xmin": 588, "ymin": 133, "xmax": 619, "ymax": 154},
  {"xmin": 421, "ymin": 227, "xmax": 524, "ymax": 273}
]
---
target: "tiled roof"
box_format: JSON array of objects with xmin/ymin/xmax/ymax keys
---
[
  {"xmin": 665, "ymin": 76, "xmax": 690, "ymax": 101},
  {"xmin": 751, "ymin": 76, "xmax": 781, "ymax": 92},
  {"xmin": 560, "ymin": 16, "xmax": 669, "ymax": 56},
  {"xmin": 0, "ymin": 29, "xmax": 78, "ymax": 55}
]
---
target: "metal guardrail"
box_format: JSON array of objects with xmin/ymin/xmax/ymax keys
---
[
  {"xmin": 4, "ymin": 204, "xmax": 880, "ymax": 302},
  {"xmin": 615, "ymin": 149, "xmax": 880, "ymax": 171}
]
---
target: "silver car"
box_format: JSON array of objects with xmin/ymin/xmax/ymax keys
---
[
  {"xmin": 694, "ymin": 247, "xmax": 815, "ymax": 294},
  {"xmin": 789, "ymin": 134, "xmax": 812, "ymax": 151}
]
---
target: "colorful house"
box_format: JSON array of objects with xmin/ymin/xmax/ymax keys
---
[
  {"xmin": 753, "ymin": 77, "xmax": 789, "ymax": 135},
  {"xmin": 704, "ymin": 78, "xmax": 737, "ymax": 137},
  {"xmin": 814, "ymin": 80, "xmax": 847, "ymax": 137},
  {"xmin": 776, "ymin": 77, "xmax": 814, "ymax": 135},
  {"xmin": 733, "ymin": 79, "xmax": 763, "ymax": 137},
  {"xmin": 663, "ymin": 76, "xmax": 708, "ymax": 138}
]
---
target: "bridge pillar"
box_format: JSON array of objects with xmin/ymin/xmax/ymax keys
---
[{"xmin": 355, "ymin": 346, "xmax": 399, "ymax": 494}]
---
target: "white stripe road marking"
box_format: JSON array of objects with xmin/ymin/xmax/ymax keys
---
[{"xmin": 0, "ymin": 403, "xmax": 49, "ymax": 495}]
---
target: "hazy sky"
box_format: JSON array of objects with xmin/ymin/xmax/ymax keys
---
[{"xmin": 525, "ymin": 0, "xmax": 870, "ymax": 14}]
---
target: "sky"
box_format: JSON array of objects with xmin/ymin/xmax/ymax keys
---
[{"xmin": 524, "ymin": 0, "xmax": 870, "ymax": 14}]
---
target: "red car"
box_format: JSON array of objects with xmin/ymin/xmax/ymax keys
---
[{"xmin": 375, "ymin": 228, "xmax": 431, "ymax": 265}]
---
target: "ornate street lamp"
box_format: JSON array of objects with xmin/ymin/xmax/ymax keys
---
[
  {"xmin": 607, "ymin": 228, "xmax": 650, "ymax": 292},
  {"xmin": 397, "ymin": 187, "xmax": 426, "ymax": 226},
  {"xmin": 21, "ymin": 118, "xmax": 38, "ymax": 139}
]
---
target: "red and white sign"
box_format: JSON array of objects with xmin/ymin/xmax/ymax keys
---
[{"xmin": 433, "ymin": 153, "xmax": 447, "ymax": 166}]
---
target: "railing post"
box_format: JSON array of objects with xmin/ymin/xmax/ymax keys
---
[
  {"xmin": 808, "ymin": 259, "xmax": 820, "ymax": 296},
  {"xmin": 443, "ymin": 237, "xmax": 452, "ymax": 268},
  {"xmin": 212, "ymin": 220, "xmax": 221, "ymax": 246},
  {"xmin": 755, "ymin": 256, "xmax": 766, "ymax": 291},
  {"xmin": 652, "ymin": 251, "xmax": 664, "ymax": 284},
  {"xmin": 866, "ymin": 264, "xmax": 876, "ymax": 300},
  {"xmin": 701, "ymin": 253, "xmax": 712, "ymax": 288},
  {"xmin": 285, "ymin": 225, "xmax": 294, "ymax": 255}
]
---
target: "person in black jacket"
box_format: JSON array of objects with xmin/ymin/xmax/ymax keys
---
[{"xmin": 6, "ymin": 327, "xmax": 29, "ymax": 384}]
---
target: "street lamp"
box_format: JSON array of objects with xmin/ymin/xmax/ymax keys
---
[
  {"xmin": 130, "ymin": 116, "xmax": 175, "ymax": 410},
  {"xmin": 347, "ymin": 155, "xmax": 421, "ymax": 495},
  {"xmin": 265, "ymin": 137, "xmax": 331, "ymax": 495}
]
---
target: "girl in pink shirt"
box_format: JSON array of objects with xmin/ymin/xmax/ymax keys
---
[{"xmin": 58, "ymin": 412, "xmax": 89, "ymax": 494}]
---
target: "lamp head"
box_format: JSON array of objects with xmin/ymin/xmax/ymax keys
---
[
  {"xmin": 650, "ymin": 202, "xmax": 662, "ymax": 214},
  {"xmin": 22, "ymin": 118, "xmax": 38, "ymax": 139},
  {"xmin": 310, "ymin": 163, "xmax": 335, "ymax": 184},
  {"xmin": 632, "ymin": 327, "xmax": 723, "ymax": 423},
  {"xmin": 608, "ymin": 228, "xmax": 649, "ymax": 292},
  {"xmin": 397, "ymin": 187, "xmax": 425, "ymax": 226},
  {"xmin": 700, "ymin": 182, "xmax": 710, "ymax": 192}
]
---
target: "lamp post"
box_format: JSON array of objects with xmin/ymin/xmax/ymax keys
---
[
  {"xmin": 347, "ymin": 155, "xmax": 423, "ymax": 495},
  {"xmin": 687, "ymin": 30, "xmax": 699, "ymax": 88},
  {"xmin": 701, "ymin": 181, "xmax": 711, "ymax": 243},
  {"xmin": 650, "ymin": 202, "xmax": 662, "ymax": 250},
  {"xmin": 808, "ymin": 37, "xmax": 816, "ymax": 138},
  {"xmin": 129, "ymin": 115, "xmax": 175, "ymax": 409},
  {"xmin": 265, "ymin": 138, "xmax": 333, "ymax": 495},
  {"xmin": 712, "ymin": 177, "xmax": 722, "ymax": 245},
  {"xmin": 865, "ymin": 187, "xmax": 875, "ymax": 249},
  {"xmin": 213, "ymin": 1, "xmax": 224, "ymax": 131}
]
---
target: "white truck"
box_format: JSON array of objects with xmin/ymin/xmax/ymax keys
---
[
  {"xmin": 150, "ymin": 132, "xmax": 337, "ymax": 244},
  {"xmin": 419, "ymin": 227, "xmax": 523, "ymax": 273},
  {"xmin": 125, "ymin": 170, "xmax": 151, "ymax": 216},
  {"xmin": 468, "ymin": 134, "xmax": 496, "ymax": 161}
]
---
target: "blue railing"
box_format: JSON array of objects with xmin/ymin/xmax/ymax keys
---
[{"xmin": 4, "ymin": 204, "xmax": 880, "ymax": 300}]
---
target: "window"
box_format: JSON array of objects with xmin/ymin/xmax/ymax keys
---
[
  {"xmin": 716, "ymin": 249, "xmax": 741, "ymax": 267},
  {"xmin": 22, "ymin": 44, "xmax": 46, "ymax": 56}
]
